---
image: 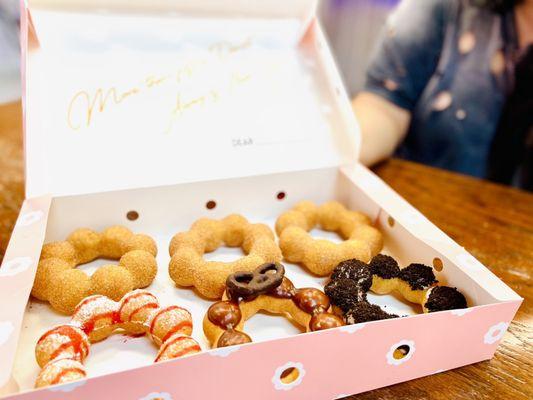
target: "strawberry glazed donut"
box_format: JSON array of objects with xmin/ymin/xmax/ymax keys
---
[
  {"xmin": 32, "ymin": 226, "xmax": 158, "ymax": 315},
  {"xmin": 275, "ymin": 201, "xmax": 383, "ymax": 276},
  {"xmin": 168, "ymin": 214, "xmax": 282, "ymax": 299},
  {"xmin": 35, "ymin": 290, "xmax": 201, "ymax": 388}
]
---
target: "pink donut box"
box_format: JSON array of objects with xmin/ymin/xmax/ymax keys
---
[{"xmin": 0, "ymin": 1, "xmax": 522, "ymax": 399}]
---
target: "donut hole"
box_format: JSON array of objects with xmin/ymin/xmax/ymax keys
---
[
  {"xmin": 258, "ymin": 263, "xmax": 279, "ymax": 275},
  {"xmin": 246, "ymin": 313, "xmax": 301, "ymax": 341},
  {"xmin": 203, "ymin": 246, "xmax": 245, "ymax": 262},
  {"xmin": 206, "ymin": 200, "xmax": 217, "ymax": 210},
  {"xmin": 393, "ymin": 344, "xmax": 410, "ymax": 360},
  {"xmin": 126, "ymin": 210, "xmax": 139, "ymax": 221},
  {"xmin": 433, "ymin": 257, "xmax": 444, "ymax": 272},
  {"xmin": 387, "ymin": 216, "xmax": 395, "ymax": 228},
  {"xmin": 280, "ymin": 367, "xmax": 300, "ymax": 384},
  {"xmin": 235, "ymin": 274, "xmax": 254, "ymax": 284},
  {"xmin": 308, "ymin": 228, "xmax": 343, "ymax": 243},
  {"xmin": 77, "ymin": 258, "xmax": 114, "ymax": 275}
]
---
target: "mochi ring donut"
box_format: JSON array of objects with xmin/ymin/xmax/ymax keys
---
[
  {"xmin": 169, "ymin": 214, "xmax": 282, "ymax": 299},
  {"xmin": 35, "ymin": 290, "xmax": 201, "ymax": 388},
  {"xmin": 276, "ymin": 201, "xmax": 383, "ymax": 276},
  {"xmin": 32, "ymin": 226, "xmax": 158, "ymax": 314},
  {"xmin": 203, "ymin": 262, "xmax": 344, "ymax": 348}
]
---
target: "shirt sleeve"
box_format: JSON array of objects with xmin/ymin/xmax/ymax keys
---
[{"xmin": 364, "ymin": 0, "xmax": 450, "ymax": 111}]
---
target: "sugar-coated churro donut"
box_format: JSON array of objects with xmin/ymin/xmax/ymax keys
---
[
  {"xmin": 203, "ymin": 263, "xmax": 344, "ymax": 348},
  {"xmin": 169, "ymin": 215, "xmax": 282, "ymax": 299},
  {"xmin": 276, "ymin": 201, "xmax": 383, "ymax": 276},
  {"xmin": 32, "ymin": 226, "xmax": 158, "ymax": 315},
  {"xmin": 35, "ymin": 290, "xmax": 200, "ymax": 388},
  {"xmin": 325, "ymin": 255, "xmax": 467, "ymax": 324}
]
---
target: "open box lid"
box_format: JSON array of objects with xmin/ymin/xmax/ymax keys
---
[{"xmin": 22, "ymin": 0, "xmax": 359, "ymax": 198}]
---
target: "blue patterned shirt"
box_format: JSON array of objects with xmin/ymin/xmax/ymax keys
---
[{"xmin": 365, "ymin": 0, "xmax": 519, "ymax": 177}]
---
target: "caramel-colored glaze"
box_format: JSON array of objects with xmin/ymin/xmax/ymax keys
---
[
  {"xmin": 217, "ymin": 330, "xmax": 251, "ymax": 348},
  {"xmin": 293, "ymin": 288, "xmax": 330, "ymax": 314},
  {"xmin": 270, "ymin": 277, "xmax": 296, "ymax": 299},
  {"xmin": 309, "ymin": 312, "xmax": 344, "ymax": 331},
  {"xmin": 207, "ymin": 301, "xmax": 241, "ymax": 329}
]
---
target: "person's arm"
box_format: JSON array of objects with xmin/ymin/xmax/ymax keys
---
[
  {"xmin": 352, "ymin": 92, "xmax": 410, "ymax": 166},
  {"xmin": 353, "ymin": 0, "xmax": 449, "ymax": 166}
]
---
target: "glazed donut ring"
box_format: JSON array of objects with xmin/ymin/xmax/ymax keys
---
[
  {"xmin": 203, "ymin": 263, "xmax": 344, "ymax": 348},
  {"xmin": 325, "ymin": 255, "xmax": 468, "ymax": 325},
  {"xmin": 35, "ymin": 290, "xmax": 200, "ymax": 388},
  {"xmin": 168, "ymin": 214, "xmax": 282, "ymax": 299},
  {"xmin": 276, "ymin": 201, "xmax": 383, "ymax": 276},
  {"xmin": 32, "ymin": 226, "xmax": 158, "ymax": 314}
]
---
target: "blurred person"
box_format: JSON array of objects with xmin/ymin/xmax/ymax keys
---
[
  {"xmin": 352, "ymin": 0, "xmax": 533, "ymax": 190},
  {"xmin": 0, "ymin": 0, "xmax": 21, "ymax": 103}
]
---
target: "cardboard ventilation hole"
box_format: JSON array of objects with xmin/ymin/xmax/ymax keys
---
[
  {"xmin": 393, "ymin": 345, "xmax": 411, "ymax": 360},
  {"xmin": 280, "ymin": 367, "xmax": 300, "ymax": 385},
  {"xmin": 126, "ymin": 210, "xmax": 139, "ymax": 221},
  {"xmin": 433, "ymin": 257, "xmax": 444, "ymax": 272}
]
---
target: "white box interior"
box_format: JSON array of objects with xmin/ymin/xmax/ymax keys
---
[
  {"xmin": 12, "ymin": 167, "xmax": 502, "ymax": 392},
  {"xmin": 25, "ymin": 4, "xmax": 357, "ymax": 198}
]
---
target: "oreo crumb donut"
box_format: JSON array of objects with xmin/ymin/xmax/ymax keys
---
[
  {"xmin": 397, "ymin": 263, "xmax": 439, "ymax": 303},
  {"xmin": 344, "ymin": 302, "xmax": 398, "ymax": 324},
  {"xmin": 276, "ymin": 201, "xmax": 383, "ymax": 276},
  {"xmin": 168, "ymin": 215, "xmax": 282, "ymax": 299},
  {"xmin": 33, "ymin": 226, "xmax": 158, "ymax": 314},
  {"xmin": 424, "ymin": 286, "xmax": 467, "ymax": 313},
  {"xmin": 325, "ymin": 279, "xmax": 363, "ymax": 312},
  {"xmin": 35, "ymin": 290, "xmax": 200, "ymax": 388},
  {"xmin": 369, "ymin": 258, "xmax": 439, "ymax": 304},
  {"xmin": 325, "ymin": 259, "xmax": 372, "ymax": 307},
  {"xmin": 203, "ymin": 263, "xmax": 344, "ymax": 348},
  {"xmin": 326, "ymin": 254, "xmax": 468, "ymax": 324}
]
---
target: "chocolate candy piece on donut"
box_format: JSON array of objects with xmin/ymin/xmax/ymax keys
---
[
  {"xmin": 208, "ymin": 301, "xmax": 242, "ymax": 330},
  {"xmin": 226, "ymin": 262, "xmax": 284, "ymax": 301},
  {"xmin": 203, "ymin": 263, "xmax": 344, "ymax": 348},
  {"xmin": 217, "ymin": 330, "xmax": 252, "ymax": 347},
  {"xmin": 293, "ymin": 288, "xmax": 330, "ymax": 314},
  {"xmin": 309, "ymin": 312, "xmax": 345, "ymax": 331}
]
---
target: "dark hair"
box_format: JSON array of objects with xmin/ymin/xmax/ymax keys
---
[{"xmin": 471, "ymin": 0, "xmax": 524, "ymax": 13}]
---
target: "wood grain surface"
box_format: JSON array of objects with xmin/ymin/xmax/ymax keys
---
[{"xmin": 0, "ymin": 101, "xmax": 531, "ymax": 399}]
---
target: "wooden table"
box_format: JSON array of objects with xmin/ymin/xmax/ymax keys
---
[{"xmin": 0, "ymin": 101, "xmax": 531, "ymax": 399}]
